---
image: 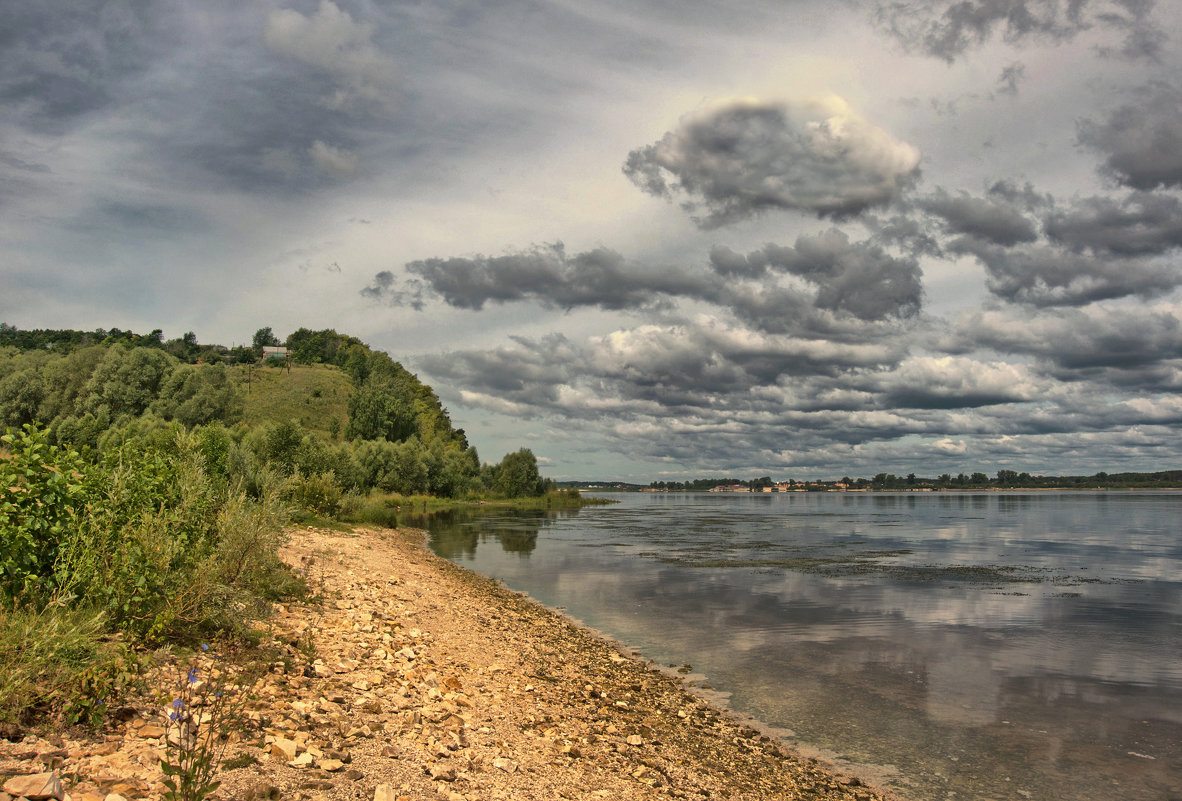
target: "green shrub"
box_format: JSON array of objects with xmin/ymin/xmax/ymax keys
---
[
  {"xmin": 336, "ymin": 493, "xmax": 398, "ymax": 528},
  {"xmin": 282, "ymin": 471, "xmax": 342, "ymax": 518},
  {"xmin": 0, "ymin": 425, "xmax": 93, "ymax": 599}
]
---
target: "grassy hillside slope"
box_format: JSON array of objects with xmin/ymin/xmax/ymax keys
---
[{"xmin": 233, "ymin": 362, "xmax": 351, "ymax": 439}]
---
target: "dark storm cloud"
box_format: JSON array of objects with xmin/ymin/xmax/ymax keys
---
[
  {"xmin": 865, "ymin": 357, "xmax": 1038, "ymax": 409},
  {"xmin": 921, "ymin": 188, "xmax": 1039, "ymax": 246},
  {"xmin": 872, "ymin": 0, "xmax": 1165, "ymax": 62},
  {"xmin": 863, "ymin": 214, "xmax": 944, "ymax": 257},
  {"xmin": 983, "ymin": 179, "xmax": 1053, "ymax": 212},
  {"xmin": 64, "ymin": 198, "xmax": 213, "ymax": 239},
  {"xmin": 0, "ymin": 151, "xmax": 52, "ymax": 209},
  {"xmin": 1042, "ymin": 192, "xmax": 1182, "ymax": 255},
  {"xmin": 0, "ymin": 152, "xmax": 51, "ymax": 174},
  {"xmin": 740, "ymin": 230, "xmax": 924, "ymax": 321},
  {"xmin": 398, "ymin": 244, "xmax": 714, "ymax": 312},
  {"xmin": 360, "ymin": 270, "xmax": 398, "ymax": 301},
  {"xmin": 371, "ymin": 231, "xmax": 924, "ymax": 339},
  {"xmin": 0, "ymin": 1, "xmax": 393, "ymax": 196},
  {"xmin": 952, "ymin": 307, "xmax": 1182, "ymax": 377},
  {"xmin": 1077, "ymin": 82, "xmax": 1182, "ymax": 190},
  {"xmin": 415, "ymin": 318, "xmax": 1178, "ymax": 475},
  {"xmin": 418, "ymin": 322, "xmax": 909, "ymax": 422},
  {"xmin": 963, "ymin": 242, "xmax": 1179, "ymax": 306},
  {"xmin": 623, "ymin": 98, "xmax": 921, "ymax": 227},
  {"xmin": 995, "ymin": 62, "xmax": 1027, "ymax": 96},
  {"xmin": 0, "ymin": 0, "xmax": 178, "ymax": 134},
  {"xmin": 914, "ymin": 183, "xmax": 1182, "ymax": 306}
]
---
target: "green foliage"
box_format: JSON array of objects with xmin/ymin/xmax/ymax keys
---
[
  {"xmin": 0, "ymin": 601, "xmax": 139, "ymax": 726},
  {"xmin": 152, "ymin": 365, "xmax": 244, "ymax": 428},
  {"xmin": 2, "ymin": 424, "xmax": 297, "ymax": 641},
  {"xmin": 254, "ymin": 419, "xmax": 304, "ymax": 473},
  {"xmin": 0, "ymin": 369, "xmax": 45, "ymax": 429},
  {"xmin": 492, "ymin": 448, "xmax": 546, "ymax": 498},
  {"xmin": 282, "ymin": 471, "xmax": 342, "ymax": 519},
  {"xmin": 0, "ymin": 326, "xmax": 551, "ymax": 513},
  {"xmin": 97, "ymin": 414, "xmax": 186, "ymax": 454},
  {"xmin": 343, "ymin": 344, "xmax": 370, "ymax": 383},
  {"xmin": 351, "ymin": 438, "xmax": 430, "ymax": 494},
  {"xmin": 81, "ymin": 345, "xmax": 178, "ymax": 419},
  {"xmin": 39, "ymin": 345, "xmax": 107, "ymax": 421},
  {"xmin": 0, "ymin": 426, "xmax": 92, "ymax": 598},
  {"xmin": 252, "ymin": 327, "xmax": 279, "ymax": 355},
  {"xmin": 423, "ymin": 438, "xmax": 479, "ymax": 497},
  {"xmin": 284, "ymin": 327, "xmax": 363, "ymax": 365},
  {"xmin": 336, "ymin": 493, "xmax": 399, "ymax": 528},
  {"xmin": 196, "ymin": 424, "xmax": 233, "ymax": 479},
  {"xmin": 345, "ymin": 381, "xmax": 417, "ymax": 442},
  {"xmin": 238, "ymin": 362, "xmax": 350, "ymax": 440}
]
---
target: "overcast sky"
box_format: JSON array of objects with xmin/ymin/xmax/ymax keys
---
[{"xmin": 4, "ymin": 0, "xmax": 1182, "ymax": 480}]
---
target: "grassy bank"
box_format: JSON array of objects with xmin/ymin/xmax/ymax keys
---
[{"xmin": 330, "ymin": 487, "xmax": 615, "ymax": 529}]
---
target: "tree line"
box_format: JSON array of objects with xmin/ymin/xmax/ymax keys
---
[{"xmin": 646, "ymin": 470, "xmax": 1182, "ymax": 491}]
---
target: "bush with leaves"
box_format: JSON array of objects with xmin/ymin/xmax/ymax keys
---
[{"xmin": 0, "ymin": 425, "xmax": 93, "ymax": 599}]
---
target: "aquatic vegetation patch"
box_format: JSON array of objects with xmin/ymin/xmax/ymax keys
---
[{"xmin": 660, "ymin": 550, "xmax": 1121, "ymax": 586}]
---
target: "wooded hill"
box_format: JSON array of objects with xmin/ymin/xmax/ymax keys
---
[{"xmin": 0, "ymin": 324, "xmax": 551, "ymax": 502}]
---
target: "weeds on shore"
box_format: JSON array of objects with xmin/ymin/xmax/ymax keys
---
[{"xmin": 0, "ymin": 424, "xmax": 304, "ymax": 727}]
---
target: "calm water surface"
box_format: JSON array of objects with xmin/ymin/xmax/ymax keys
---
[{"xmin": 423, "ymin": 492, "xmax": 1182, "ymax": 801}]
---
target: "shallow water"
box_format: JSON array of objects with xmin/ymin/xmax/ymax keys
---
[{"xmin": 423, "ymin": 492, "xmax": 1182, "ymax": 801}]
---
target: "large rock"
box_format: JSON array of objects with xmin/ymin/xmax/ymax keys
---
[
  {"xmin": 3, "ymin": 773, "xmax": 64, "ymax": 800},
  {"xmin": 268, "ymin": 738, "xmax": 299, "ymax": 761}
]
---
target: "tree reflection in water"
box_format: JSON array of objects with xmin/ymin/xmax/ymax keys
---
[{"xmin": 425, "ymin": 507, "xmax": 583, "ymax": 559}]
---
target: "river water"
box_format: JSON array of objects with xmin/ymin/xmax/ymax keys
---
[{"xmin": 422, "ymin": 491, "xmax": 1182, "ymax": 801}]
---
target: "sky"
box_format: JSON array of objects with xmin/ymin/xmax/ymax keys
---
[{"xmin": 3, "ymin": 0, "xmax": 1182, "ymax": 481}]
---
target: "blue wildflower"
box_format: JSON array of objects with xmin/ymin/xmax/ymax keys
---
[
  {"xmin": 200, "ymin": 644, "xmax": 209, "ymax": 652},
  {"xmin": 171, "ymin": 697, "xmax": 183, "ymax": 708},
  {"xmin": 187, "ymin": 668, "xmax": 199, "ymax": 684}
]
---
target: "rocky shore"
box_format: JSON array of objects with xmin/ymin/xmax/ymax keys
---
[{"xmin": 1, "ymin": 525, "xmax": 897, "ymax": 801}]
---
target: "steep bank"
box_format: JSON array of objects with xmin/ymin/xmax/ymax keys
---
[{"xmin": 1, "ymin": 525, "xmax": 896, "ymax": 801}]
